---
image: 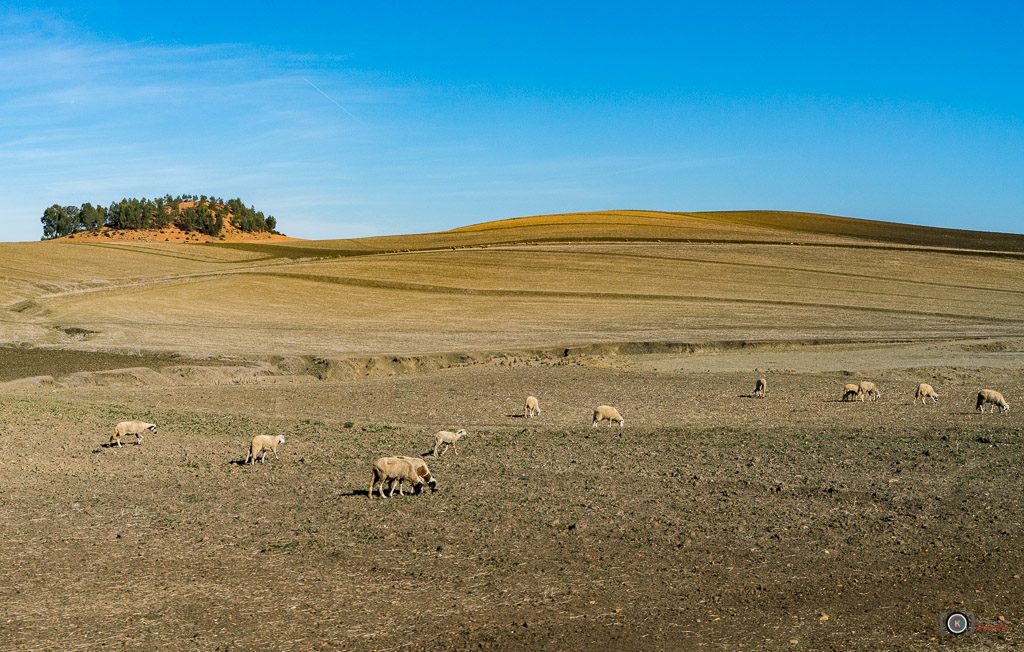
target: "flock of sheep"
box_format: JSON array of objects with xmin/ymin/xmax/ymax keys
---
[
  {"xmin": 748, "ymin": 376, "xmax": 1009, "ymax": 412},
  {"xmin": 363, "ymin": 398, "xmax": 624, "ymax": 499},
  {"xmin": 106, "ymin": 382, "xmax": 1011, "ymax": 498}
]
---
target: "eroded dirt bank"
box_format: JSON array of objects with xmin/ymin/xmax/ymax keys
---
[{"xmin": 4, "ymin": 337, "xmax": 1024, "ymax": 393}]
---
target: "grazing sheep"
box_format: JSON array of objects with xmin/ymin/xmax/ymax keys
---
[
  {"xmin": 524, "ymin": 396, "xmax": 541, "ymax": 418},
  {"xmin": 592, "ymin": 405, "xmax": 624, "ymax": 428},
  {"xmin": 842, "ymin": 384, "xmax": 862, "ymax": 402},
  {"xmin": 369, "ymin": 456, "xmax": 437, "ymax": 498},
  {"xmin": 432, "ymin": 429, "xmax": 467, "ymax": 456},
  {"xmin": 753, "ymin": 377, "xmax": 767, "ymax": 398},
  {"xmin": 387, "ymin": 457, "xmax": 437, "ymax": 496},
  {"xmin": 858, "ymin": 381, "xmax": 880, "ymax": 402},
  {"xmin": 976, "ymin": 389, "xmax": 1010, "ymax": 413},
  {"xmin": 110, "ymin": 420, "xmax": 157, "ymax": 447},
  {"xmin": 245, "ymin": 435, "xmax": 286, "ymax": 464},
  {"xmin": 915, "ymin": 383, "xmax": 939, "ymax": 405}
]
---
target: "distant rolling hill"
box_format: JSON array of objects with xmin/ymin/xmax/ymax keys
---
[
  {"xmin": 1, "ymin": 209, "xmax": 1022, "ymax": 361},
  {"xmin": 680, "ymin": 210, "xmax": 1024, "ymax": 253},
  {"xmin": 209, "ymin": 210, "xmax": 1024, "ymax": 259}
]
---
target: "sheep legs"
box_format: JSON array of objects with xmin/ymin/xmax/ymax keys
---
[
  {"xmin": 368, "ymin": 473, "xmax": 405, "ymax": 498},
  {"xmin": 389, "ymin": 479, "xmax": 408, "ymax": 497}
]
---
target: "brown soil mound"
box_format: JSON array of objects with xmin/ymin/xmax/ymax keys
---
[{"xmin": 57, "ymin": 219, "xmax": 301, "ymax": 244}]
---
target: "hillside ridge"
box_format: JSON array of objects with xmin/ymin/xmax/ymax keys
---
[
  {"xmin": 454, "ymin": 209, "xmax": 1024, "ymax": 253},
  {"xmin": 209, "ymin": 209, "xmax": 1024, "ymax": 259}
]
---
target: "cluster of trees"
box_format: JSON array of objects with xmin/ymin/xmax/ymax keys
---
[{"xmin": 40, "ymin": 194, "xmax": 278, "ymax": 239}]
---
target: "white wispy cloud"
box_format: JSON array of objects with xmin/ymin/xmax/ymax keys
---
[{"xmin": 0, "ymin": 9, "xmax": 393, "ymax": 240}]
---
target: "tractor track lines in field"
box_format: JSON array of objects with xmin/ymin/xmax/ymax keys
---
[
  {"xmin": 1, "ymin": 258, "xmax": 314, "ymax": 311},
  {"xmin": 71, "ymin": 241, "xmax": 279, "ymax": 265},
  {"xmin": 254, "ymin": 271, "xmax": 1022, "ymax": 324},
  {"xmin": 2, "ymin": 271, "xmax": 236, "ymax": 310},
  {"xmin": 512, "ymin": 247, "xmax": 1024, "ymax": 297}
]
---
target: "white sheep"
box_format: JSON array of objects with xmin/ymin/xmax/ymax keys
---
[
  {"xmin": 387, "ymin": 457, "xmax": 437, "ymax": 496},
  {"xmin": 432, "ymin": 429, "xmax": 467, "ymax": 456},
  {"xmin": 110, "ymin": 420, "xmax": 157, "ymax": 447},
  {"xmin": 753, "ymin": 377, "xmax": 767, "ymax": 398},
  {"xmin": 368, "ymin": 456, "xmax": 437, "ymax": 498},
  {"xmin": 858, "ymin": 381, "xmax": 880, "ymax": 402},
  {"xmin": 915, "ymin": 383, "xmax": 939, "ymax": 405},
  {"xmin": 592, "ymin": 405, "xmax": 624, "ymax": 428},
  {"xmin": 842, "ymin": 384, "xmax": 862, "ymax": 402},
  {"xmin": 245, "ymin": 434, "xmax": 286, "ymax": 464},
  {"xmin": 976, "ymin": 389, "xmax": 1010, "ymax": 413},
  {"xmin": 524, "ymin": 396, "xmax": 541, "ymax": 418}
]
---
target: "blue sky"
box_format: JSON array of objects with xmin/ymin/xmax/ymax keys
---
[{"xmin": 1, "ymin": 2, "xmax": 1022, "ymax": 241}]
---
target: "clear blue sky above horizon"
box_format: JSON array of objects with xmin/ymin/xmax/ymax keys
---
[{"xmin": 1, "ymin": 1, "xmax": 1022, "ymax": 242}]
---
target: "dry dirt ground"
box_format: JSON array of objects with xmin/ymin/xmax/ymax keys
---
[{"xmin": 1, "ymin": 348, "xmax": 1022, "ymax": 651}]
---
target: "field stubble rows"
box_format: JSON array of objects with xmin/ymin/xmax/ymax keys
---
[{"xmin": 3, "ymin": 239, "xmax": 1023, "ymax": 358}]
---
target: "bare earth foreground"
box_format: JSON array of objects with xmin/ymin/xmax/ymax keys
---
[{"xmin": 1, "ymin": 211, "xmax": 1023, "ymax": 650}]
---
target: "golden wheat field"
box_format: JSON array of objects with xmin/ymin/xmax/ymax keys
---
[{"xmin": 1, "ymin": 211, "xmax": 1023, "ymax": 650}]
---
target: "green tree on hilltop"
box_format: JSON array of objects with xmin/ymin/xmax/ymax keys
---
[
  {"xmin": 79, "ymin": 203, "xmax": 104, "ymax": 230},
  {"xmin": 40, "ymin": 194, "xmax": 281, "ymax": 239}
]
